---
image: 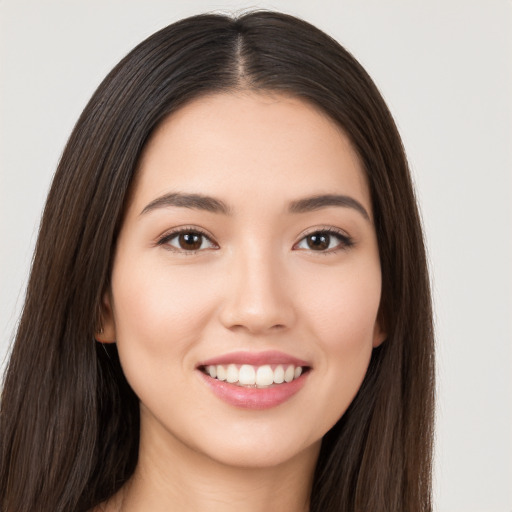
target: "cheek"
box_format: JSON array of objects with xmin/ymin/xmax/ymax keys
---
[
  {"xmin": 110, "ymin": 257, "xmax": 221, "ymax": 361},
  {"xmin": 297, "ymin": 262, "xmax": 381, "ymax": 423},
  {"xmin": 109, "ymin": 259, "xmax": 222, "ymax": 419},
  {"xmin": 301, "ymin": 262, "xmax": 382, "ymax": 351}
]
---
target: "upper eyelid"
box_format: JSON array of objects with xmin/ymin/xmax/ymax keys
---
[
  {"xmin": 157, "ymin": 225, "xmax": 216, "ymax": 243},
  {"xmin": 293, "ymin": 226, "xmax": 354, "ymax": 252},
  {"xmin": 155, "ymin": 228, "xmax": 219, "ymax": 255},
  {"xmin": 296, "ymin": 225, "xmax": 351, "ymax": 240}
]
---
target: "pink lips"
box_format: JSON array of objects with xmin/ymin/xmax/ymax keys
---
[
  {"xmin": 198, "ymin": 350, "xmax": 309, "ymax": 368},
  {"xmin": 196, "ymin": 350, "xmax": 310, "ymax": 410}
]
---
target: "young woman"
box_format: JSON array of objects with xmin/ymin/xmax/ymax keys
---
[{"xmin": 0, "ymin": 11, "xmax": 434, "ymax": 512}]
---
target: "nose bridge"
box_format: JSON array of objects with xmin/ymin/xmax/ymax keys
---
[{"xmin": 220, "ymin": 238, "xmax": 294, "ymax": 333}]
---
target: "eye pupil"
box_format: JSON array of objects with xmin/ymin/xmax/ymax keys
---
[
  {"xmin": 179, "ymin": 233, "xmax": 202, "ymax": 250},
  {"xmin": 307, "ymin": 234, "xmax": 329, "ymax": 250}
]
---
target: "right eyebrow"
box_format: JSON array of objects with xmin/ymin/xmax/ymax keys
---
[
  {"xmin": 139, "ymin": 192, "xmax": 231, "ymax": 216},
  {"xmin": 288, "ymin": 194, "xmax": 371, "ymax": 221}
]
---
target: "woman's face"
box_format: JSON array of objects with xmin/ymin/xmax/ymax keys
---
[{"xmin": 102, "ymin": 92, "xmax": 385, "ymax": 469}]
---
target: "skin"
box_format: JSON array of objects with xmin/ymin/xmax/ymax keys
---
[{"xmin": 96, "ymin": 91, "xmax": 385, "ymax": 512}]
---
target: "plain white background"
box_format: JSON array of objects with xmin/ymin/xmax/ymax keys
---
[{"xmin": 1, "ymin": 1, "xmax": 511, "ymax": 510}]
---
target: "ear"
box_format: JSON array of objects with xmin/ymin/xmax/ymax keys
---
[
  {"xmin": 95, "ymin": 291, "xmax": 117, "ymax": 344},
  {"xmin": 372, "ymin": 311, "xmax": 387, "ymax": 348}
]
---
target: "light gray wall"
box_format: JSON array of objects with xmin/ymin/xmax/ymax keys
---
[{"xmin": 1, "ymin": 1, "xmax": 510, "ymax": 510}]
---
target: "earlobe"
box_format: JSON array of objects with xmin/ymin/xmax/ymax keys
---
[
  {"xmin": 95, "ymin": 291, "xmax": 117, "ymax": 343},
  {"xmin": 372, "ymin": 312, "xmax": 387, "ymax": 348},
  {"xmin": 372, "ymin": 324, "xmax": 387, "ymax": 348},
  {"xmin": 373, "ymin": 308, "xmax": 388, "ymax": 348}
]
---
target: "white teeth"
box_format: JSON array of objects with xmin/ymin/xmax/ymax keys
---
[
  {"xmin": 284, "ymin": 365, "xmax": 295, "ymax": 383},
  {"xmin": 226, "ymin": 364, "xmax": 238, "ymax": 383},
  {"xmin": 204, "ymin": 363, "xmax": 306, "ymax": 386},
  {"xmin": 273, "ymin": 365, "xmax": 285, "ymax": 384},
  {"xmin": 238, "ymin": 364, "xmax": 256, "ymax": 385},
  {"xmin": 216, "ymin": 365, "xmax": 227, "ymax": 381},
  {"xmin": 256, "ymin": 365, "xmax": 274, "ymax": 387}
]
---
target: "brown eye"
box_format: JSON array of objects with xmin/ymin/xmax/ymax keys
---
[
  {"xmin": 295, "ymin": 229, "xmax": 353, "ymax": 252},
  {"xmin": 306, "ymin": 233, "xmax": 330, "ymax": 251},
  {"xmin": 178, "ymin": 232, "xmax": 203, "ymax": 250},
  {"xmin": 160, "ymin": 230, "xmax": 216, "ymax": 252}
]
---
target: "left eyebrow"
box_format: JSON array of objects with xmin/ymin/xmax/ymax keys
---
[
  {"xmin": 288, "ymin": 194, "xmax": 371, "ymax": 221},
  {"xmin": 140, "ymin": 192, "xmax": 231, "ymax": 216}
]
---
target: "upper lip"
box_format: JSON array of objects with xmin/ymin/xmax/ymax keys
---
[{"xmin": 197, "ymin": 350, "xmax": 311, "ymax": 368}]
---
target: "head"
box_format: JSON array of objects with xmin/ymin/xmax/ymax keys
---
[{"xmin": 0, "ymin": 11, "xmax": 434, "ymax": 512}]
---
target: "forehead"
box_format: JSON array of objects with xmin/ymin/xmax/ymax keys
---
[{"xmin": 131, "ymin": 91, "xmax": 371, "ymax": 214}]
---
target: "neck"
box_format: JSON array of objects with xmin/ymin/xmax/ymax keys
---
[{"xmin": 111, "ymin": 413, "xmax": 319, "ymax": 512}]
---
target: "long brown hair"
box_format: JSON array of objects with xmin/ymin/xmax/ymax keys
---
[{"xmin": 0, "ymin": 11, "xmax": 434, "ymax": 511}]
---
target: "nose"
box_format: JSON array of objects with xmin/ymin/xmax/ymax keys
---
[{"xmin": 218, "ymin": 246, "xmax": 296, "ymax": 335}]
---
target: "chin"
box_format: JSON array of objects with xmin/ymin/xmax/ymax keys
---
[{"xmin": 201, "ymin": 436, "xmax": 321, "ymax": 470}]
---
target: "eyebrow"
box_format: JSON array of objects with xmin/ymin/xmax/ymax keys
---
[
  {"xmin": 140, "ymin": 192, "xmax": 370, "ymax": 221},
  {"xmin": 140, "ymin": 192, "xmax": 231, "ymax": 216},
  {"xmin": 288, "ymin": 194, "xmax": 370, "ymax": 221}
]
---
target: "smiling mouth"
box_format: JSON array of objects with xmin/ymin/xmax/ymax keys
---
[{"xmin": 200, "ymin": 364, "xmax": 309, "ymax": 388}]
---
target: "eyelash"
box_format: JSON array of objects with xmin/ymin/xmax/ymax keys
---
[
  {"xmin": 157, "ymin": 226, "xmax": 218, "ymax": 254},
  {"xmin": 294, "ymin": 227, "xmax": 354, "ymax": 254},
  {"xmin": 156, "ymin": 226, "xmax": 354, "ymax": 254}
]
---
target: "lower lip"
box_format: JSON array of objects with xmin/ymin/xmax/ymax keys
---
[{"xmin": 198, "ymin": 371, "xmax": 309, "ymax": 410}]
